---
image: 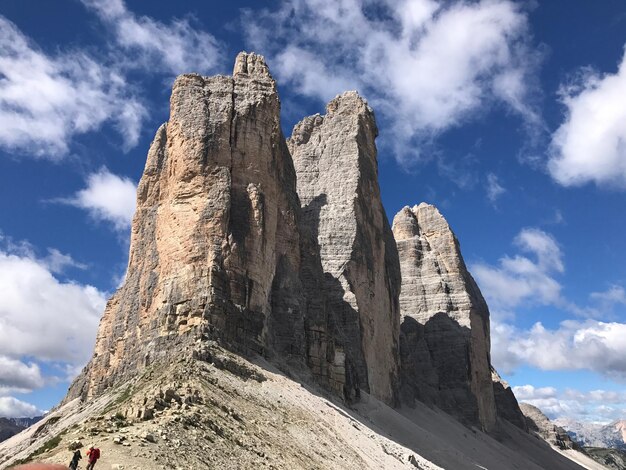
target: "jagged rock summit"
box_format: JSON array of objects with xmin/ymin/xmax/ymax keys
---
[{"xmin": 2, "ymin": 51, "xmax": 599, "ymax": 470}]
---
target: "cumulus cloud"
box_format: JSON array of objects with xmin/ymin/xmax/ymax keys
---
[
  {"xmin": 474, "ymin": 228, "xmax": 626, "ymax": 380},
  {"xmin": 0, "ymin": 243, "xmax": 106, "ymax": 366},
  {"xmin": 0, "ymin": 16, "xmax": 146, "ymax": 158},
  {"xmin": 0, "ymin": 397, "xmax": 43, "ymax": 419},
  {"xmin": 512, "ymin": 384, "xmax": 557, "ymax": 401},
  {"xmin": 514, "ymin": 384, "xmax": 626, "ymax": 423},
  {"xmin": 472, "ymin": 228, "xmax": 564, "ymax": 314},
  {"xmin": 493, "ymin": 319, "xmax": 626, "ymax": 379},
  {"xmin": 244, "ymin": 0, "xmax": 541, "ymax": 164},
  {"xmin": 57, "ymin": 168, "xmax": 137, "ymax": 232},
  {"xmin": 82, "ymin": 0, "xmax": 222, "ymax": 75},
  {"xmin": 549, "ymin": 48, "xmax": 626, "ymax": 188},
  {"xmin": 0, "ymin": 357, "xmax": 45, "ymax": 395}
]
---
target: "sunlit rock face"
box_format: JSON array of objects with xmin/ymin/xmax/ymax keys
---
[{"xmin": 68, "ymin": 52, "xmax": 307, "ymax": 400}]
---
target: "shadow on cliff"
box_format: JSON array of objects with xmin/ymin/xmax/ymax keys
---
[
  {"xmin": 399, "ymin": 312, "xmax": 482, "ymax": 427},
  {"xmin": 300, "ymin": 193, "xmax": 370, "ymax": 401}
]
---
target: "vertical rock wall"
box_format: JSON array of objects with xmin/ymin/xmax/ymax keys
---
[
  {"xmin": 68, "ymin": 53, "xmax": 305, "ymax": 400},
  {"xmin": 392, "ymin": 203, "xmax": 497, "ymax": 431},
  {"xmin": 289, "ymin": 92, "xmax": 401, "ymax": 405}
]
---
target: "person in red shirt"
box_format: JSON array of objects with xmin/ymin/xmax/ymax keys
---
[{"xmin": 85, "ymin": 445, "xmax": 101, "ymax": 470}]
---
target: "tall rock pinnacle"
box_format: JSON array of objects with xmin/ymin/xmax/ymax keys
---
[
  {"xmin": 392, "ymin": 203, "xmax": 497, "ymax": 431},
  {"xmin": 289, "ymin": 92, "xmax": 401, "ymax": 405},
  {"xmin": 68, "ymin": 52, "xmax": 306, "ymax": 399}
]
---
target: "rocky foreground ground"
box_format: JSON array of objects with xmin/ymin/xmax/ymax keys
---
[{"xmin": 0, "ymin": 345, "xmax": 606, "ymax": 470}]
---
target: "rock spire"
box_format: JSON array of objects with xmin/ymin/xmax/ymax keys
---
[
  {"xmin": 289, "ymin": 91, "xmax": 401, "ymax": 405},
  {"xmin": 392, "ymin": 203, "xmax": 497, "ymax": 431},
  {"xmin": 68, "ymin": 52, "xmax": 306, "ymax": 399}
]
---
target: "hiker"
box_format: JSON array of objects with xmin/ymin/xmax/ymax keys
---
[
  {"xmin": 68, "ymin": 449, "xmax": 81, "ymax": 469},
  {"xmin": 85, "ymin": 445, "xmax": 101, "ymax": 470}
]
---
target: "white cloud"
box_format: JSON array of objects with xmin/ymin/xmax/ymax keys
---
[
  {"xmin": 58, "ymin": 168, "xmax": 137, "ymax": 232},
  {"xmin": 244, "ymin": 0, "xmax": 540, "ymax": 164},
  {"xmin": 563, "ymin": 389, "xmax": 626, "ymax": 405},
  {"xmin": 42, "ymin": 248, "xmax": 87, "ymax": 274},
  {"xmin": 591, "ymin": 285, "xmax": 626, "ymax": 307},
  {"xmin": 548, "ymin": 48, "xmax": 626, "ymax": 188},
  {"xmin": 0, "ymin": 16, "xmax": 146, "ymax": 158},
  {"xmin": 0, "ymin": 244, "xmax": 106, "ymax": 366},
  {"xmin": 486, "ymin": 173, "xmax": 506, "ymax": 204},
  {"xmin": 515, "ymin": 227, "xmax": 564, "ymax": 273},
  {"xmin": 514, "ymin": 385, "xmax": 626, "ymax": 423},
  {"xmin": 0, "ymin": 396, "xmax": 43, "ymax": 418},
  {"xmin": 472, "ymin": 228, "xmax": 564, "ymax": 313},
  {"xmin": 512, "ymin": 384, "xmax": 557, "ymax": 401},
  {"xmin": 474, "ymin": 229, "xmax": 626, "ymax": 380},
  {"xmin": 0, "ymin": 357, "xmax": 45, "ymax": 395},
  {"xmin": 82, "ymin": 0, "xmax": 222, "ymax": 75},
  {"xmin": 492, "ymin": 319, "xmax": 626, "ymax": 379}
]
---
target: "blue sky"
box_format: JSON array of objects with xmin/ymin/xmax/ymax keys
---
[{"xmin": 1, "ymin": 0, "xmax": 626, "ymax": 424}]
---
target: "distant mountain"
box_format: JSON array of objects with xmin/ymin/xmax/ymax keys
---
[
  {"xmin": 584, "ymin": 447, "xmax": 626, "ymax": 470},
  {"xmin": 554, "ymin": 418, "xmax": 626, "ymax": 449},
  {"xmin": 0, "ymin": 416, "xmax": 43, "ymax": 443},
  {"xmin": 0, "ymin": 419, "xmax": 23, "ymax": 443},
  {"xmin": 8, "ymin": 417, "xmax": 42, "ymax": 429}
]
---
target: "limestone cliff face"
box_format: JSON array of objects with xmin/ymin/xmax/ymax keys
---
[
  {"xmin": 68, "ymin": 52, "xmax": 305, "ymax": 399},
  {"xmin": 392, "ymin": 203, "xmax": 497, "ymax": 431},
  {"xmin": 288, "ymin": 92, "xmax": 401, "ymax": 405}
]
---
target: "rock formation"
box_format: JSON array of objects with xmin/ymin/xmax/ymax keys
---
[
  {"xmin": 288, "ymin": 92, "xmax": 401, "ymax": 405},
  {"xmin": 68, "ymin": 52, "xmax": 307, "ymax": 400},
  {"xmin": 67, "ymin": 54, "xmax": 400, "ymax": 407},
  {"xmin": 521, "ymin": 403, "xmax": 579, "ymax": 450},
  {"xmin": 2, "ymin": 50, "xmax": 598, "ymax": 470},
  {"xmin": 492, "ymin": 368, "xmax": 528, "ymax": 431},
  {"xmin": 392, "ymin": 203, "xmax": 498, "ymax": 430}
]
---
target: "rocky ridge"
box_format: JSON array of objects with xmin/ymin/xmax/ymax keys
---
[
  {"xmin": 0, "ymin": 345, "xmax": 600, "ymax": 470},
  {"xmin": 520, "ymin": 403, "xmax": 579, "ymax": 451},
  {"xmin": 555, "ymin": 418, "xmax": 626, "ymax": 449}
]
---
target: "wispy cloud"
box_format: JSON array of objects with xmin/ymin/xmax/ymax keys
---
[
  {"xmin": 549, "ymin": 48, "xmax": 626, "ymax": 188},
  {"xmin": 486, "ymin": 173, "xmax": 506, "ymax": 205},
  {"xmin": 0, "ymin": 16, "xmax": 146, "ymax": 158},
  {"xmin": 244, "ymin": 0, "xmax": 542, "ymax": 165},
  {"xmin": 82, "ymin": 0, "xmax": 222, "ymax": 75},
  {"xmin": 472, "ymin": 228, "xmax": 564, "ymax": 317}
]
